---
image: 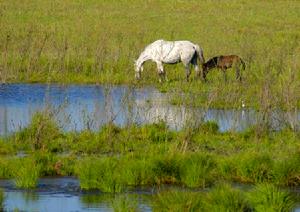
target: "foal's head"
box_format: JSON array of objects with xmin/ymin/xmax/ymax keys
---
[
  {"xmin": 201, "ymin": 57, "xmax": 220, "ymax": 81},
  {"xmin": 201, "ymin": 63, "xmax": 209, "ymax": 81}
]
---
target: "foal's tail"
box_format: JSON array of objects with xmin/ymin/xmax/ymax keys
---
[{"xmin": 194, "ymin": 44, "xmax": 205, "ymax": 65}]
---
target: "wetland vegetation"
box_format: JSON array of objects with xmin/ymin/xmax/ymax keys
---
[
  {"xmin": 0, "ymin": 0, "xmax": 299, "ymax": 210},
  {"xmin": 0, "ymin": 112, "xmax": 299, "ymax": 210}
]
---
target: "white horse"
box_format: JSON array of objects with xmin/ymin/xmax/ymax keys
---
[{"xmin": 134, "ymin": 39, "xmax": 205, "ymax": 82}]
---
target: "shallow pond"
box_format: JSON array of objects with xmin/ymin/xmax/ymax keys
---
[
  {"xmin": 0, "ymin": 178, "xmax": 299, "ymax": 212},
  {"xmin": 0, "ymin": 83, "xmax": 299, "ymax": 136},
  {"xmin": 0, "ymin": 177, "xmax": 152, "ymax": 212}
]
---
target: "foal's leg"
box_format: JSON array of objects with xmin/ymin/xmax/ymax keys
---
[
  {"xmin": 222, "ymin": 68, "xmax": 227, "ymax": 82},
  {"xmin": 236, "ymin": 67, "xmax": 242, "ymax": 81}
]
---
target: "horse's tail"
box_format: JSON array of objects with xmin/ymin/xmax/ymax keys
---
[{"xmin": 194, "ymin": 44, "xmax": 205, "ymax": 65}]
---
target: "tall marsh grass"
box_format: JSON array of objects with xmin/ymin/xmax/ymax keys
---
[
  {"xmin": 13, "ymin": 158, "xmax": 40, "ymax": 189},
  {"xmin": 111, "ymin": 195, "xmax": 139, "ymax": 212},
  {"xmin": 14, "ymin": 112, "xmax": 62, "ymax": 151},
  {"xmin": 247, "ymin": 184, "xmax": 296, "ymax": 212},
  {"xmin": 75, "ymin": 157, "xmax": 123, "ymax": 192},
  {"xmin": 204, "ymin": 183, "xmax": 251, "ymax": 212},
  {"xmin": 180, "ymin": 153, "xmax": 217, "ymax": 188},
  {"xmin": 153, "ymin": 190, "xmax": 203, "ymax": 212},
  {"xmin": 153, "ymin": 184, "xmax": 297, "ymax": 212}
]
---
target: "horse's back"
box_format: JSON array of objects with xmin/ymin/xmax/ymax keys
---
[
  {"xmin": 219, "ymin": 55, "xmax": 245, "ymax": 69},
  {"xmin": 152, "ymin": 39, "xmax": 196, "ymax": 47}
]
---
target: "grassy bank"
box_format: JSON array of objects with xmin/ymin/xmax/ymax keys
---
[
  {"xmin": 0, "ymin": 112, "xmax": 299, "ymax": 209},
  {"xmin": 0, "ymin": 0, "xmax": 299, "ymax": 109},
  {"xmin": 0, "ymin": 113, "xmax": 299, "ymax": 190},
  {"xmin": 152, "ymin": 183, "xmax": 296, "ymax": 212}
]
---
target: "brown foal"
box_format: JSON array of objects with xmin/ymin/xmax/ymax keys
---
[{"xmin": 202, "ymin": 55, "xmax": 245, "ymax": 82}]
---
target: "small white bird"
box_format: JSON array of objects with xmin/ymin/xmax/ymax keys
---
[{"xmin": 241, "ymin": 100, "xmax": 245, "ymax": 108}]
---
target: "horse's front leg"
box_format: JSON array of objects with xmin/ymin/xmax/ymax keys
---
[{"xmin": 156, "ymin": 62, "xmax": 165, "ymax": 83}]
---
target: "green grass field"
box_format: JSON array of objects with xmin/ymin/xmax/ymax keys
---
[{"xmin": 0, "ymin": 0, "xmax": 299, "ymax": 108}]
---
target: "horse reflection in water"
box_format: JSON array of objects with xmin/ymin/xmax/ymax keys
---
[{"xmin": 134, "ymin": 39, "xmax": 205, "ymax": 82}]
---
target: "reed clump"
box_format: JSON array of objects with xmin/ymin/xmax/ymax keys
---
[
  {"xmin": 153, "ymin": 190, "xmax": 203, "ymax": 212},
  {"xmin": 111, "ymin": 195, "xmax": 139, "ymax": 212},
  {"xmin": 247, "ymin": 184, "xmax": 296, "ymax": 212},
  {"xmin": 13, "ymin": 112, "xmax": 62, "ymax": 152},
  {"xmin": 180, "ymin": 152, "xmax": 217, "ymax": 188},
  {"xmin": 13, "ymin": 158, "xmax": 41, "ymax": 189},
  {"xmin": 272, "ymin": 152, "xmax": 300, "ymax": 186},
  {"xmin": 75, "ymin": 157, "xmax": 123, "ymax": 193},
  {"xmin": 153, "ymin": 183, "xmax": 297, "ymax": 212},
  {"xmin": 0, "ymin": 158, "xmax": 13, "ymax": 178},
  {"xmin": 203, "ymin": 183, "xmax": 251, "ymax": 212},
  {"xmin": 233, "ymin": 152, "xmax": 274, "ymax": 183}
]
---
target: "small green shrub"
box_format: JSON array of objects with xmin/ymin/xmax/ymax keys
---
[
  {"xmin": 204, "ymin": 183, "xmax": 251, "ymax": 212},
  {"xmin": 273, "ymin": 153, "xmax": 300, "ymax": 186},
  {"xmin": 247, "ymin": 184, "xmax": 296, "ymax": 212},
  {"xmin": 142, "ymin": 121, "xmax": 174, "ymax": 143},
  {"xmin": 180, "ymin": 153, "xmax": 217, "ymax": 188},
  {"xmin": 234, "ymin": 152, "xmax": 273, "ymax": 183},
  {"xmin": 14, "ymin": 112, "xmax": 62, "ymax": 151},
  {"xmin": 32, "ymin": 151, "xmax": 57, "ymax": 176},
  {"xmin": 111, "ymin": 195, "xmax": 139, "ymax": 212},
  {"xmin": 152, "ymin": 154, "xmax": 181, "ymax": 184},
  {"xmin": 153, "ymin": 190, "xmax": 202, "ymax": 212},
  {"xmin": 0, "ymin": 139, "xmax": 15, "ymax": 155},
  {"xmin": 216, "ymin": 157, "xmax": 236, "ymax": 181},
  {"xmin": 0, "ymin": 158, "xmax": 13, "ymax": 178},
  {"xmin": 76, "ymin": 157, "xmax": 123, "ymax": 192},
  {"xmin": 13, "ymin": 158, "xmax": 41, "ymax": 189},
  {"xmin": 198, "ymin": 121, "xmax": 219, "ymax": 134},
  {"xmin": 119, "ymin": 156, "xmax": 153, "ymax": 186}
]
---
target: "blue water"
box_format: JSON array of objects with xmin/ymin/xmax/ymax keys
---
[
  {"xmin": 0, "ymin": 178, "xmax": 152, "ymax": 212},
  {"xmin": 0, "ymin": 84, "xmax": 299, "ymax": 211},
  {"xmin": 0, "ymin": 178, "xmax": 299, "ymax": 212},
  {"xmin": 0, "ymin": 83, "xmax": 299, "ymax": 136}
]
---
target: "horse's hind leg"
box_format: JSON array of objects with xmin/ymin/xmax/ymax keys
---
[
  {"xmin": 184, "ymin": 64, "xmax": 191, "ymax": 82},
  {"xmin": 191, "ymin": 54, "xmax": 200, "ymax": 78}
]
